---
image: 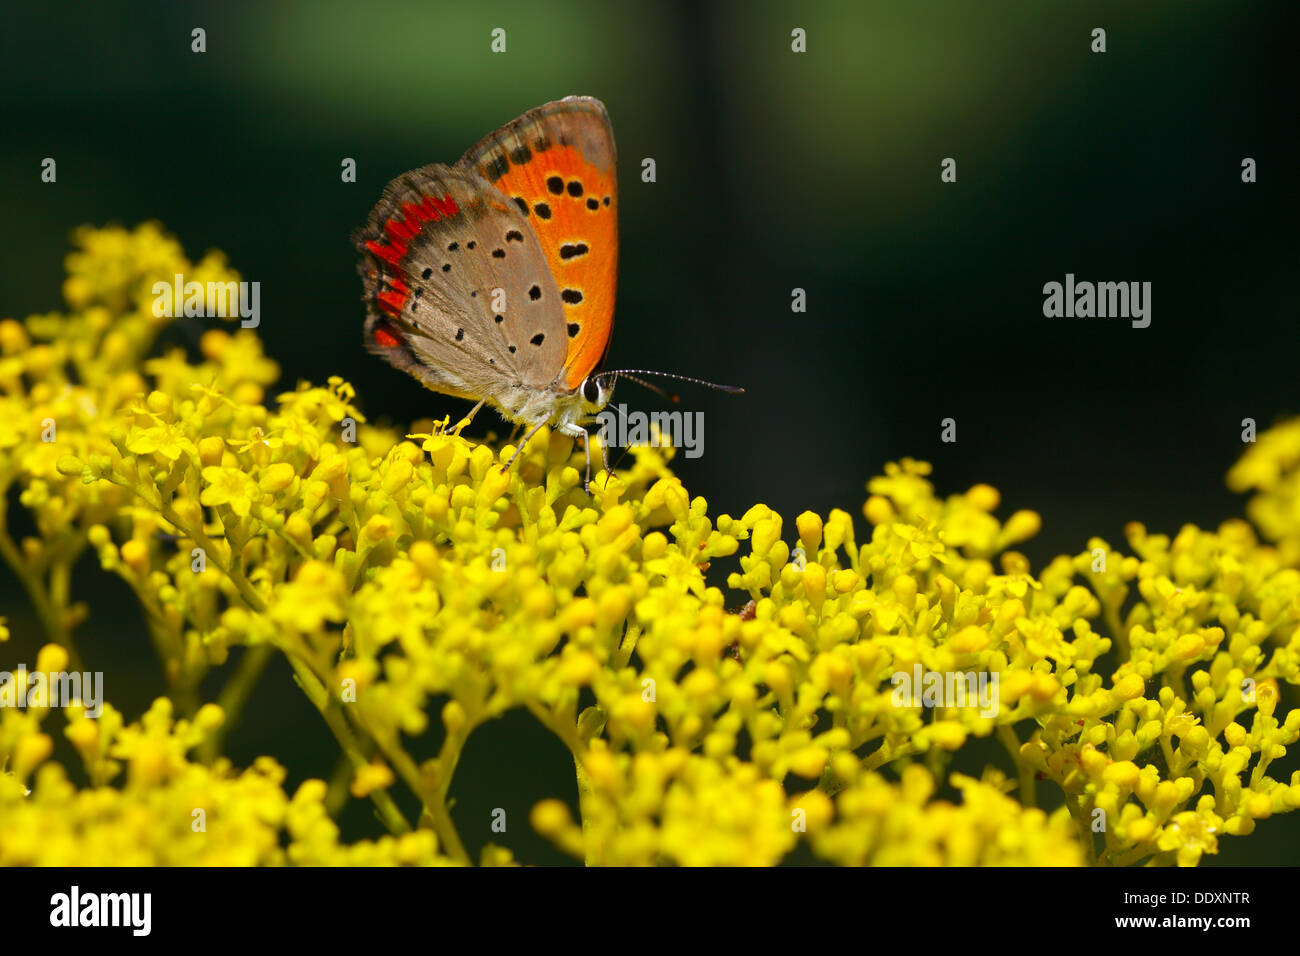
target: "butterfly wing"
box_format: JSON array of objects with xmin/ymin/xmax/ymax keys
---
[
  {"xmin": 458, "ymin": 96, "xmax": 618, "ymax": 392},
  {"xmin": 353, "ymin": 164, "xmax": 569, "ymax": 397}
]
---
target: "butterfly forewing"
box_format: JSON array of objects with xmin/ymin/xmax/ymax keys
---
[
  {"xmin": 353, "ymin": 164, "xmax": 568, "ymax": 395},
  {"xmin": 458, "ymin": 96, "xmax": 619, "ymax": 391}
]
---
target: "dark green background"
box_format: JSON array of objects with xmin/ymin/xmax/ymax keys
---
[{"xmin": 1, "ymin": 0, "xmax": 1296, "ymax": 865}]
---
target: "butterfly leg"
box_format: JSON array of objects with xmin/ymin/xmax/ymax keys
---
[
  {"xmin": 553, "ymin": 422, "xmax": 596, "ymax": 495},
  {"xmin": 450, "ymin": 398, "xmax": 488, "ymax": 436},
  {"xmin": 580, "ymin": 430, "xmax": 593, "ymax": 495},
  {"xmin": 500, "ymin": 419, "xmax": 549, "ymax": 475}
]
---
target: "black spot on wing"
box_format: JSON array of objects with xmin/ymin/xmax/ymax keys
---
[
  {"xmin": 561, "ymin": 289, "xmax": 584, "ymax": 304},
  {"xmin": 484, "ymin": 153, "xmax": 510, "ymax": 181}
]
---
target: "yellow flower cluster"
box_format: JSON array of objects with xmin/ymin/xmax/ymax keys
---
[
  {"xmin": 1228, "ymin": 417, "xmax": 1300, "ymax": 564},
  {"xmin": 0, "ymin": 686, "xmax": 451, "ymax": 865},
  {"xmin": 1, "ymin": 223, "xmax": 1298, "ymax": 866}
]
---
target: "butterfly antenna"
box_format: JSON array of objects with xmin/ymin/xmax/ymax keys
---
[
  {"xmin": 615, "ymin": 372, "xmax": 680, "ymax": 402},
  {"xmin": 599, "ymin": 369, "xmax": 744, "ymax": 395}
]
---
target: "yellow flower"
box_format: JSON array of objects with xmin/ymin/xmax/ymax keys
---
[
  {"xmin": 1156, "ymin": 810, "xmax": 1222, "ymax": 867},
  {"xmin": 271, "ymin": 561, "xmax": 347, "ymax": 632},
  {"xmin": 126, "ymin": 423, "xmax": 196, "ymax": 461},
  {"xmin": 200, "ymin": 465, "xmax": 258, "ymax": 517}
]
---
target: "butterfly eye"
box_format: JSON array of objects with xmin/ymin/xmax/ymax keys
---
[{"xmin": 582, "ymin": 377, "xmax": 602, "ymax": 405}]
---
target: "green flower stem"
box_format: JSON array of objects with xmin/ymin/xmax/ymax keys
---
[
  {"xmin": 1102, "ymin": 599, "xmax": 1128, "ymax": 662},
  {"xmin": 997, "ymin": 723, "xmax": 1037, "ymax": 809},
  {"xmin": 861, "ymin": 739, "xmax": 915, "ymax": 772},
  {"xmin": 1063, "ymin": 791, "xmax": 1096, "ymax": 864},
  {"xmin": 48, "ymin": 542, "xmax": 79, "ymax": 620},
  {"xmin": 198, "ymin": 643, "xmax": 275, "ymax": 762},
  {"xmin": 146, "ymin": 617, "xmax": 195, "ymax": 713},
  {"xmin": 109, "ymin": 479, "xmax": 282, "ymax": 747},
  {"xmin": 1166, "ymin": 663, "xmax": 1189, "ymax": 707},
  {"xmin": 527, "ymin": 700, "xmax": 586, "ymax": 757},
  {"xmin": 1164, "ymin": 738, "xmax": 1185, "ymax": 780},
  {"xmin": 286, "ymin": 654, "xmax": 413, "ymax": 837},
  {"xmin": 1252, "ymin": 746, "xmax": 1275, "ymax": 789},
  {"xmin": 0, "ymin": 515, "xmax": 84, "ymax": 672},
  {"xmin": 291, "ymin": 626, "xmax": 471, "ymax": 864},
  {"xmin": 573, "ymin": 754, "xmax": 602, "ymax": 867},
  {"xmin": 324, "ymin": 752, "xmax": 354, "ymax": 818},
  {"xmin": 373, "ymin": 737, "xmax": 470, "ymax": 865},
  {"xmin": 1100, "ymin": 843, "xmax": 1155, "ymax": 867},
  {"xmin": 336, "ymin": 489, "xmax": 361, "ymax": 548},
  {"xmin": 116, "ymin": 571, "xmax": 190, "ymax": 691},
  {"xmin": 613, "ymin": 622, "xmax": 640, "ymax": 669},
  {"xmin": 818, "ymin": 766, "xmax": 847, "ymax": 797},
  {"xmin": 109, "ymin": 472, "xmax": 268, "ymax": 615},
  {"xmin": 526, "ymin": 700, "xmax": 600, "ymax": 865},
  {"xmin": 432, "ymin": 720, "xmax": 474, "ymax": 804}
]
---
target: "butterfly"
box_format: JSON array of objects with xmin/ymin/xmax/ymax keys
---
[{"xmin": 353, "ymin": 95, "xmax": 738, "ymax": 491}]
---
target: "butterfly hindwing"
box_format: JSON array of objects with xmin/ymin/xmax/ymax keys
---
[
  {"xmin": 458, "ymin": 96, "xmax": 619, "ymax": 391},
  {"xmin": 353, "ymin": 164, "xmax": 568, "ymax": 395}
]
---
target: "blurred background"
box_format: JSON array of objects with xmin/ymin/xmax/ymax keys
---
[{"xmin": 1, "ymin": 0, "xmax": 1296, "ymax": 864}]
